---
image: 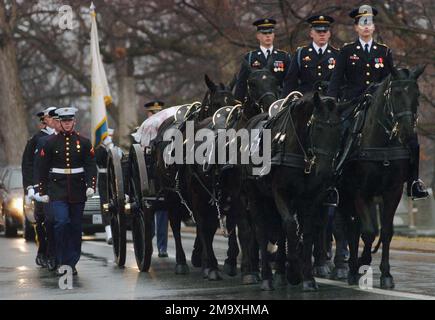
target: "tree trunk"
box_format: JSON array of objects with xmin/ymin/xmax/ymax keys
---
[
  {"xmin": 117, "ymin": 75, "xmax": 138, "ymax": 150},
  {"xmin": 0, "ymin": 35, "xmax": 29, "ymax": 165}
]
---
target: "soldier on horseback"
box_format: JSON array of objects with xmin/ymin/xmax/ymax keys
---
[
  {"xmin": 327, "ymin": 4, "xmax": 428, "ymax": 200},
  {"xmin": 234, "ymin": 18, "xmax": 291, "ymax": 102},
  {"xmin": 282, "ymin": 15, "xmax": 338, "ymax": 96}
]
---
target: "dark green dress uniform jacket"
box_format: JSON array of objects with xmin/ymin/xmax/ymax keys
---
[
  {"xmin": 327, "ymin": 40, "xmax": 393, "ymax": 100},
  {"xmin": 38, "ymin": 131, "xmax": 97, "ymax": 203},
  {"xmin": 234, "ymin": 48, "xmax": 291, "ymax": 101},
  {"xmin": 282, "ymin": 44, "xmax": 339, "ymax": 97}
]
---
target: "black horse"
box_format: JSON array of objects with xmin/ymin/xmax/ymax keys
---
[
  {"xmin": 186, "ymin": 67, "xmax": 280, "ymax": 281},
  {"xmin": 334, "ymin": 66, "xmax": 426, "ymax": 289},
  {"xmin": 241, "ymin": 92, "xmax": 344, "ymax": 291},
  {"xmin": 151, "ymin": 75, "xmax": 237, "ymax": 274}
]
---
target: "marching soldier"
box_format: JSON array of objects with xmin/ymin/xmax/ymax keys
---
[
  {"xmin": 32, "ymin": 108, "xmax": 62, "ymax": 271},
  {"xmin": 282, "ymin": 15, "xmax": 338, "ymax": 97},
  {"xmin": 21, "ymin": 106, "xmax": 56, "ymax": 267},
  {"xmin": 327, "ymin": 4, "xmax": 428, "ymax": 199},
  {"xmin": 234, "ymin": 18, "xmax": 291, "ymax": 102},
  {"xmin": 38, "ymin": 107, "xmax": 97, "ymax": 275}
]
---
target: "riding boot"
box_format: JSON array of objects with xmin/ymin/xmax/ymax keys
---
[{"xmin": 406, "ymin": 144, "xmax": 429, "ymax": 200}]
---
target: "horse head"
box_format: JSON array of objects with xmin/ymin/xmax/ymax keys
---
[
  {"xmin": 200, "ymin": 74, "xmax": 237, "ymax": 120},
  {"xmin": 306, "ymin": 92, "xmax": 343, "ymax": 176},
  {"xmin": 382, "ymin": 65, "xmax": 425, "ymax": 145},
  {"xmin": 246, "ymin": 65, "xmax": 279, "ymax": 115}
]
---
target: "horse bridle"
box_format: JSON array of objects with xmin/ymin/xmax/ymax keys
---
[
  {"xmin": 247, "ymin": 70, "xmax": 279, "ymax": 113},
  {"xmin": 305, "ymin": 112, "xmax": 343, "ymax": 174},
  {"xmin": 381, "ymin": 79, "xmax": 418, "ymax": 141}
]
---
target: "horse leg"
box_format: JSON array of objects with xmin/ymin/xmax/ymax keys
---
[
  {"xmin": 251, "ymin": 197, "xmax": 273, "ymax": 290},
  {"xmin": 379, "ymin": 187, "xmax": 402, "ymax": 289},
  {"xmin": 273, "ymin": 231, "xmax": 287, "ymax": 287},
  {"xmin": 169, "ymin": 207, "xmax": 189, "ymax": 275},
  {"xmin": 237, "ymin": 201, "xmax": 259, "ymax": 285},
  {"xmin": 342, "ymin": 195, "xmax": 361, "ymax": 285},
  {"xmin": 313, "ymin": 205, "xmax": 331, "ymax": 278},
  {"xmin": 223, "ymin": 211, "xmax": 239, "ymax": 277},
  {"xmin": 273, "ymin": 187, "xmax": 303, "ymax": 288},
  {"xmin": 331, "ymin": 208, "xmax": 349, "ymax": 280},
  {"xmin": 191, "ymin": 233, "xmax": 202, "ymax": 268},
  {"xmin": 356, "ymin": 197, "xmax": 378, "ymax": 269}
]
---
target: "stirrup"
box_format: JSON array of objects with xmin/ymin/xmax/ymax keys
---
[
  {"xmin": 410, "ymin": 179, "xmax": 429, "ymax": 201},
  {"xmin": 323, "ymin": 187, "xmax": 339, "ymax": 207}
]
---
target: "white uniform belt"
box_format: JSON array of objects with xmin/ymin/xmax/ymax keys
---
[
  {"xmin": 97, "ymin": 168, "xmax": 107, "ymax": 173},
  {"xmin": 51, "ymin": 167, "xmax": 84, "ymax": 174}
]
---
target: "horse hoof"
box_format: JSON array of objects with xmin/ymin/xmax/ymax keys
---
[
  {"xmin": 223, "ymin": 262, "xmax": 237, "ymax": 277},
  {"xmin": 273, "ymin": 272, "xmax": 287, "ymax": 288},
  {"xmin": 313, "ymin": 265, "xmax": 331, "ymax": 278},
  {"xmin": 380, "ymin": 276, "xmax": 395, "ymax": 290},
  {"xmin": 208, "ymin": 270, "xmax": 222, "ymax": 281},
  {"xmin": 348, "ymin": 273, "xmax": 360, "ymax": 286},
  {"xmin": 260, "ymin": 279, "xmax": 274, "ymax": 291},
  {"xmin": 242, "ymin": 274, "xmax": 258, "ymax": 285},
  {"xmin": 202, "ymin": 268, "xmax": 210, "ymax": 279},
  {"xmin": 175, "ymin": 264, "xmax": 189, "ymax": 275},
  {"xmin": 286, "ymin": 264, "xmax": 303, "ymax": 286},
  {"xmin": 302, "ymin": 279, "xmax": 318, "ymax": 291},
  {"xmin": 191, "ymin": 251, "xmax": 202, "ymax": 268},
  {"xmin": 332, "ymin": 266, "xmax": 349, "ymax": 280}
]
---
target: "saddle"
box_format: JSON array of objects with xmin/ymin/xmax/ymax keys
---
[
  {"xmin": 212, "ymin": 105, "xmax": 241, "ymax": 129},
  {"xmin": 174, "ymin": 101, "xmax": 202, "ymax": 123}
]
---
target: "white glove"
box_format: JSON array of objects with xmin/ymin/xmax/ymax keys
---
[
  {"xmin": 33, "ymin": 193, "xmax": 49, "ymax": 203},
  {"xmin": 24, "ymin": 195, "xmax": 32, "ymax": 206},
  {"xmin": 32, "ymin": 192, "xmax": 42, "ymax": 202},
  {"xmin": 86, "ymin": 188, "xmax": 95, "ymax": 198},
  {"xmin": 27, "ymin": 188, "xmax": 35, "ymax": 199}
]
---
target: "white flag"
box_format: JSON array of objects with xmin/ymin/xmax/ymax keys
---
[{"xmin": 90, "ymin": 2, "xmax": 112, "ymax": 147}]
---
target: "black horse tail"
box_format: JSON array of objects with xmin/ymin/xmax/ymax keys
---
[{"xmin": 372, "ymin": 234, "xmax": 382, "ymax": 254}]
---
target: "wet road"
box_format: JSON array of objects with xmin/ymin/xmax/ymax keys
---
[{"xmin": 1, "ymin": 230, "xmax": 435, "ymax": 300}]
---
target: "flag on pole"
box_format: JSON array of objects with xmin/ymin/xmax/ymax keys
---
[{"xmin": 90, "ymin": 2, "xmax": 112, "ymax": 147}]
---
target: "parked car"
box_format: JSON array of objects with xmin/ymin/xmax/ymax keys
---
[
  {"xmin": 82, "ymin": 190, "xmax": 105, "ymax": 236},
  {"xmin": 0, "ymin": 166, "xmax": 24, "ymax": 237}
]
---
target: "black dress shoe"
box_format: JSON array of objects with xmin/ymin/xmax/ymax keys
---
[
  {"xmin": 408, "ymin": 180, "xmax": 429, "ymax": 200},
  {"xmin": 158, "ymin": 251, "xmax": 168, "ymax": 258},
  {"xmin": 55, "ymin": 267, "xmax": 67, "ymax": 277},
  {"xmin": 35, "ymin": 254, "xmax": 47, "ymax": 268},
  {"xmin": 47, "ymin": 258, "xmax": 57, "ymax": 271}
]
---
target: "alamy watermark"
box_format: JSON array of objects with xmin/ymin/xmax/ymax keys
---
[
  {"xmin": 58, "ymin": 265, "xmax": 73, "ymax": 290},
  {"xmin": 58, "ymin": 5, "xmax": 74, "ymax": 30},
  {"xmin": 162, "ymin": 121, "xmax": 272, "ymax": 176},
  {"xmin": 359, "ymin": 265, "xmax": 373, "ymax": 290}
]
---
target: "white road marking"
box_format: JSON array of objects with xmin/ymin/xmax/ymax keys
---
[{"xmin": 84, "ymin": 239, "xmax": 435, "ymax": 300}]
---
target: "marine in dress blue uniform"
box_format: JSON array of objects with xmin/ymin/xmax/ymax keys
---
[
  {"xmin": 234, "ymin": 18, "xmax": 291, "ymax": 102},
  {"xmin": 37, "ymin": 107, "xmax": 97, "ymax": 275},
  {"xmin": 21, "ymin": 107, "xmax": 56, "ymax": 267},
  {"xmin": 282, "ymin": 15, "xmax": 339, "ymax": 96}
]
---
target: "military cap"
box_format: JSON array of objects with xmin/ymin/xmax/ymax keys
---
[
  {"xmin": 144, "ymin": 101, "xmax": 164, "ymax": 111},
  {"xmin": 36, "ymin": 106, "xmax": 57, "ymax": 121},
  {"xmin": 48, "ymin": 108, "xmax": 59, "ymax": 120},
  {"xmin": 306, "ymin": 15, "xmax": 334, "ymax": 31},
  {"xmin": 56, "ymin": 107, "xmax": 78, "ymax": 120},
  {"xmin": 349, "ymin": 5, "xmax": 378, "ymax": 24},
  {"xmin": 253, "ymin": 18, "xmax": 276, "ymax": 33}
]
